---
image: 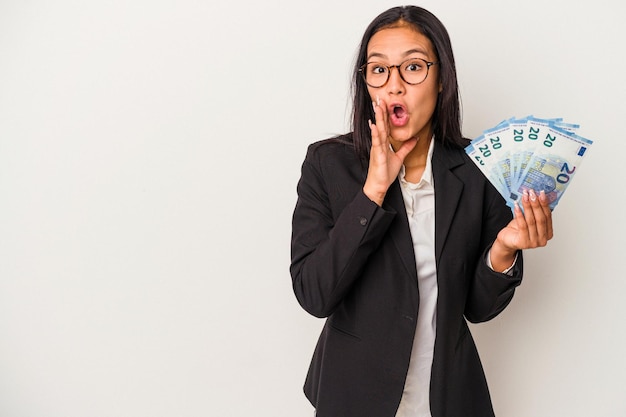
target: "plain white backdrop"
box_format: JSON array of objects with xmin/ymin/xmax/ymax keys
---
[{"xmin": 1, "ymin": 0, "xmax": 625, "ymax": 416}]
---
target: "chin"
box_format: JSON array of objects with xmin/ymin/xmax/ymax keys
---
[{"xmin": 391, "ymin": 129, "xmax": 419, "ymax": 142}]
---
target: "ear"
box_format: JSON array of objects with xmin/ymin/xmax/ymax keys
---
[{"xmin": 438, "ymin": 82, "xmax": 443, "ymax": 93}]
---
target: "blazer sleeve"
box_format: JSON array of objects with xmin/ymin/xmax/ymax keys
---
[
  {"xmin": 290, "ymin": 144, "xmax": 396, "ymax": 318},
  {"xmin": 464, "ymin": 182, "xmax": 524, "ymax": 323}
]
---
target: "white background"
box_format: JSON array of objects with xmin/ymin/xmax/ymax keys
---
[{"xmin": 1, "ymin": 1, "xmax": 625, "ymax": 416}]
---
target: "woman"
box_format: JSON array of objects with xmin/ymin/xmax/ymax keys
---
[{"xmin": 290, "ymin": 6, "xmax": 553, "ymax": 417}]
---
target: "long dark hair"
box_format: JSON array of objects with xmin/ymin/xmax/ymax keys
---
[{"xmin": 351, "ymin": 6, "xmax": 464, "ymax": 161}]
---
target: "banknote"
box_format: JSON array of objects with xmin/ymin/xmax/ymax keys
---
[
  {"xmin": 511, "ymin": 124, "xmax": 592, "ymax": 210},
  {"xmin": 466, "ymin": 122, "xmax": 513, "ymax": 198},
  {"xmin": 466, "ymin": 116, "xmax": 593, "ymax": 211}
]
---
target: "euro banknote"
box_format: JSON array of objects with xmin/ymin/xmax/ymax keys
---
[{"xmin": 466, "ymin": 116, "xmax": 593, "ymax": 211}]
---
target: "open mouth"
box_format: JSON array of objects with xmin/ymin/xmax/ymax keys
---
[{"xmin": 389, "ymin": 104, "xmax": 409, "ymax": 127}]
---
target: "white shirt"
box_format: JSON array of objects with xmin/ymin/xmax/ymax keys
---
[
  {"xmin": 393, "ymin": 140, "xmax": 517, "ymax": 417},
  {"xmin": 395, "ymin": 139, "xmax": 437, "ymax": 417}
]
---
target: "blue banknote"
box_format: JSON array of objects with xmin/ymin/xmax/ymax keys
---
[{"xmin": 466, "ymin": 116, "xmax": 593, "ymax": 211}]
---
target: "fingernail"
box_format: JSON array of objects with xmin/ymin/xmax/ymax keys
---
[
  {"xmin": 372, "ymin": 101, "xmax": 376, "ymax": 111},
  {"xmin": 522, "ymin": 190, "xmax": 529, "ymax": 202},
  {"xmin": 529, "ymin": 190, "xmax": 537, "ymax": 202},
  {"xmin": 368, "ymin": 119, "xmax": 373, "ymax": 128},
  {"xmin": 376, "ymin": 95, "xmax": 380, "ymax": 106}
]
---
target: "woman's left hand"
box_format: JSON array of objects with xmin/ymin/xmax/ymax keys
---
[{"xmin": 490, "ymin": 189, "xmax": 554, "ymax": 271}]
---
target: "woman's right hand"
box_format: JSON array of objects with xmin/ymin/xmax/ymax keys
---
[{"xmin": 362, "ymin": 97, "xmax": 418, "ymax": 206}]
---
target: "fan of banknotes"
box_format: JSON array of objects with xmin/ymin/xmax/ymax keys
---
[{"xmin": 465, "ymin": 116, "xmax": 593, "ymax": 211}]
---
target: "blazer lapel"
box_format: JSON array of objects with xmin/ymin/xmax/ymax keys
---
[
  {"xmin": 380, "ymin": 142, "xmax": 467, "ymax": 282},
  {"xmin": 432, "ymin": 143, "xmax": 466, "ymax": 264},
  {"xmin": 384, "ymin": 179, "xmax": 418, "ymax": 281}
]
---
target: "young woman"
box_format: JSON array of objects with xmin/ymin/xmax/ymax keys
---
[{"xmin": 290, "ymin": 6, "xmax": 553, "ymax": 417}]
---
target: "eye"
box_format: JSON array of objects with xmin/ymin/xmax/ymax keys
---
[
  {"xmin": 369, "ymin": 64, "xmax": 387, "ymax": 75},
  {"xmin": 405, "ymin": 60, "xmax": 424, "ymax": 72}
]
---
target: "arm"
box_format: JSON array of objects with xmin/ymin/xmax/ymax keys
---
[
  {"xmin": 290, "ymin": 147, "xmax": 396, "ymax": 318},
  {"xmin": 291, "ymin": 99, "xmax": 417, "ymax": 318},
  {"xmin": 465, "ymin": 187, "xmax": 554, "ymax": 323}
]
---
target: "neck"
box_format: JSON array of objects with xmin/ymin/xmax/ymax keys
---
[
  {"xmin": 403, "ymin": 134, "xmax": 432, "ymax": 168},
  {"xmin": 395, "ymin": 135, "xmax": 431, "ymax": 183}
]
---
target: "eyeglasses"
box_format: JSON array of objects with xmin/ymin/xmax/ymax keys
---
[{"xmin": 358, "ymin": 58, "xmax": 438, "ymax": 88}]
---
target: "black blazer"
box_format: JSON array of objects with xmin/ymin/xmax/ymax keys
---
[{"xmin": 290, "ymin": 134, "xmax": 523, "ymax": 417}]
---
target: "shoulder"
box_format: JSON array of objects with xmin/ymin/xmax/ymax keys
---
[
  {"xmin": 298, "ymin": 133, "xmax": 367, "ymax": 195},
  {"xmin": 433, "ymin": 139, "xmax": 491, "ymax": 187},
  {"xmin": 302, "ymin": 133, "xmax": 364, "ymax": 175},
  {"xmin": 433, "ymin": 138, "xmax": 472, "ymax": 169},
  {"xmin": 305, "ymin": 133, "xmax": 357, "ymax": 161}
]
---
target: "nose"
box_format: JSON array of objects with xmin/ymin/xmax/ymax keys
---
[{"xmin": 386, "ymin": 65, "xmax": 405, "ymax": 95}]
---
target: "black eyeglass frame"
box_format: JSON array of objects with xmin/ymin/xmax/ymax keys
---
[{"xmin": 358, "ymin": 58, "xmax": 439, "ymax": 88}]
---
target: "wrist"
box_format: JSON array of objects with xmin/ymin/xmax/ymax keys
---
[
  {"xmin": 362, "ymin": 184, "xmax": 385, "ymax": 207},
  {"xmin": 490, "ymin": 239, "xmax": 517, "ymax": 272}
]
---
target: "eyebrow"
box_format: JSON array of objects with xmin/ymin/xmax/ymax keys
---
[{"xmin": 367, "ymin": 48, "xmax": 430, "ymax": 61}]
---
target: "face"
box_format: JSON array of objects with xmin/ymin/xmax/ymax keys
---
[{"xmin": 366, "ymin": 24, "xmax": 441, "ymax": 146}]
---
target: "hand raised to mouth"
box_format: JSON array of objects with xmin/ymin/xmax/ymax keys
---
[{"xmin": 362, "ymin": 96, "xmax": 418, "ymax": 207}]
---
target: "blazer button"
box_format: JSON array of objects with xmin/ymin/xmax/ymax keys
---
[{"xmin": 358, "ymin": 216, "xmax": 368, "ymax": 226}]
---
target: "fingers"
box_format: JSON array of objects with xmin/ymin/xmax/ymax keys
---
[
  {"xmin": 537, "ymin": 190, "xmax": 554, "ymax": 240},
  {"xmin": 368, "ymin": 119, "xmax": 380, "ymax": 150},
  {"xmin": 394, "ymin": 137, "xmax": 419, "ymax": 161},
  {"xmin": 370, "ymin": 96, "xmax": 389, "ymax": 149},
  {"xmin": 513, "ymin": 200, "xmax": 530, "ymax": 245},
  {"xmin": 365, "ymin": 97, "xmax": 394, "ymax": 205},
  {"xmin": 378, "ymin": 96, "xmax": 389, "ymax": 136},
  {"xmin": 519, "ymin": 189, "xmax": 553, "ymax": 248}
]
